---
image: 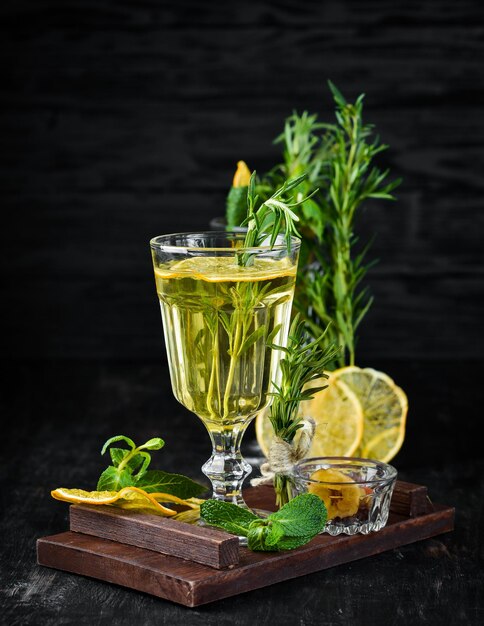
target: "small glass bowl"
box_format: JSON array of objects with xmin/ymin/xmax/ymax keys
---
[{"xmin": 292, "ymin": 457, "xmax": 397, "ymax": 536}]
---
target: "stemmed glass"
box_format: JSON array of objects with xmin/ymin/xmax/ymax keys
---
[{"xmin": 150, "ymin": 232, "xmax": 300, "ymax": 510}]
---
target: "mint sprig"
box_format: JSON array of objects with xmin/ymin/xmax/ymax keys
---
[
  {"xmin": 200, "ymin": 500, "xmax": 259, "ymax": 536},
  {"xmin": 200, "ymin": 494, "xmax": 327, "ymax": 551},
  {"xmin": 96, "ymin": 435, "xmax": 206, "ymax": 499}
]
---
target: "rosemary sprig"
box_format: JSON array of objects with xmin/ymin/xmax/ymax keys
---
[
  {"xmin": 237, "ymin": 172, "xmax": 317, "ymax": 266},
  {"xmin": 268, "ymin": 315, "xmax": 339, "ymax": 507},
  {"xmin": 226, "ymin": 81, "xmax": 401, "ymax": 366},
  {"xmin": 297, "ymin": 83, "xmax": 401, "ymax": 365},
  {"xmin": 202, "ymin": 174, "xmax": 315, "ymax": 420},
  {"xmin": 282, "ymin": 83, "xmax": 400, "ymax": 366}
]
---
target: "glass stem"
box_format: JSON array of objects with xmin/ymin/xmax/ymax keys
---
[{"xmin": 202, "ymin": 421, "xmax": 252, "ymax": 507}]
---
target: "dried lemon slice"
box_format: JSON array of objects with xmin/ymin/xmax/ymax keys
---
[
  {"xmin": 331, "ymin": 366, "xmax": 408, "ymax": 463},
  {"xmin": 255, "ymin": 377, "xmax": 363, "ymax": 459},
  {"xmin": 307, "ymin": 468, "xmax": 362, "ymax": 519}
]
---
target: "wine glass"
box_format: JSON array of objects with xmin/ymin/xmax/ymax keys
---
[{"xmin": 150, "ymin": 232, "xmax": 300, "ymax": 510}]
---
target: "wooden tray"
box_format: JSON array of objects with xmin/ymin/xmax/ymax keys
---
[{"xmin": 37, "ymin": 482, "xmax": 454, "ymax": 607}]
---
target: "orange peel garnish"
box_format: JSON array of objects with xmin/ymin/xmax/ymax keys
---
[{"xmin": 51, "ymin": 486, "xmax": 179, "ymax": 516}]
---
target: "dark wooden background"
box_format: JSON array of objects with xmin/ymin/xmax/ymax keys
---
[
  {"xmin": 1, "ymin": 2, "xmax": 484, "ymax": 624},
  {"xmin": 1, "ymin": 0, "xmax": 483, "ymax": 362}
]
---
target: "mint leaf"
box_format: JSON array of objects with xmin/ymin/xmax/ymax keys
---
[
  {"xmin": 268, "ymin": 494, "xmax": 327, "ymax": 537},
  {"xmin": 96, "ymin": 434, "xmax": 204, "ymax": 500},
  {"xmin": 109, "ymin": 448, "xmax": 148, "ymax": 473},
  {"xmin": 136, "ymin": 470, "xmax": 206, "ymax": 499},
  {"xmin": 200, "ymin": 496, "xmax": 326, "ymax": 551},
  {"xmin": 247, "ymin": 523, "xmax": 272, "ymax": 551},
  {"xmin": 200, "ymin": 500, "xmax": 259, "ymax": 537},
  {"xmin": 138, "ymin": 437, "xmax": 164, "ymax": 451},
  {"xmin": 275, "ymin": 535, "xmax": 315, "ymax": 550},
  {"xmin": 248, "ymin": 518, "xmax": 310, "ymax": 551},
  {"xmin": 106, "ymin": 448, "xmax": 151, "ymax": 484},
  {"xmin": 247, "ymin": 525, "xmax": 316, "ymax": 552},
  {"xmin": 96, "ymin": 466, "xmax": 135, "ymax": 491},
  {"xmin": 265, "ymin": 520, "xmax": 285, "ymax": 547},
  {"xmin": 109, "ymin": 448, "xmax": 129, "ymax": 467},
  {"xmin": 101, "ymin": 435, "xmax": 135, "ymax": 456}
]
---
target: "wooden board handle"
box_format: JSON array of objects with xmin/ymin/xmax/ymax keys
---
[
  {"xmin": 69, "ymin": 505, "xmax": 239, "ymax": 569},
  {"xmin": 390, "ymin": 481, "xmax": 431, "ymax": 517}
]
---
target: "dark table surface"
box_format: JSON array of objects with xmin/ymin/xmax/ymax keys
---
[{"xmin": 1, "ymin": 358, "xmax": 483, "ymax": 625}]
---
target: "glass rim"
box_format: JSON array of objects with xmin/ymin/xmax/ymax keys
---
[
  {"xmin": 150, "ymin": 231, "xmax": 301, "ymax": 254},
  {"xmin": 294, "ymin": 456, "xmax": 398, "ymax": 485}
]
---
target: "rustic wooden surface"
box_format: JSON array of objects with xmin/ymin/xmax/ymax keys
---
[
  {"xmin": 36, "ymin": 484, "xmax": 454, "ymax": 608},
  {"xmin": 69, "ymin": 504, "xmax": 240, "ymax": 569},
  {"xmin": 1, "ymin": 0, "xmax": 483, "ymax": 361},
  {"xmin": 52, "ymin": 479, "xmax": 431, "ymax": 576},
  {"xmin": 1, "ymin": 359, "xmax": 483, "ymax": 623}
]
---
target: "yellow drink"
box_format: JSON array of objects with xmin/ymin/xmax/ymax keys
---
[{"xmin": 154, "ymin": 256, "xmax": 296, "ymax": 429}]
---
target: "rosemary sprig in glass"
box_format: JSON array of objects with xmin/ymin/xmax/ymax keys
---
[
  {"xmin": 237, "ymin": 171, "xmax": 316, "ymax": 266},
  {"xmin": 199, "ymin": 174, "xmax": 315, "ymax": 420}
]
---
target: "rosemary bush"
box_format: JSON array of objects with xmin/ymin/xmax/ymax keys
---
[{"xmin": 226, "ymin": 81, "xmax": 401, "ymax": 367}]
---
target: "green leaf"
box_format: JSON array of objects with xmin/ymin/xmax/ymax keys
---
[
  {"xmin": 109, "ymin": 448, "xmax": 145, "ymax": 472},
  {"xmin": 268, "ymin": 494, "xmax": 327, "ymax": 537},
  {"xmin": 109, "ymin": 447, "xmax": 128, "ymax": 467},
  {"xmin": 101, "ymin": 435, "xmax": 135, "ymax": 456},
  {"xmin": 96, "ymin": 466, "xmax": 135, "ymax": 491},
  {"xmin": 239, "ymin": 325, "xmax": 266, "ymax": 355},
  {"xmin": 328, "ymin": 79, "xmax": 347, "ymax": 107},
  {"xmin": 264, "ymin": 520, "xmax": 286, "ymax": 547},
  {"xmin": 247, "ymin": 523, "xmax": 275, "ymax": 551},
  {"xmin": 136, "ymin": 470, "xmax": 206, "ymax": 499},
  {"xmin": 240, "ymin": 173, "xmax": 310, "ymax": 264},
  {"xmin": 301, "ymin": 197, "xmax": 324, "ymax": 241},
  {"xmin": 199, "ymin": 499, "xmax": 325, "ymax": 552},
  {"xmin": 267, "ymin": 323, "xmax": 283, "ymax": 345},
  {"xmin": 138, "ymin": 437, "xmax": 165, "ymax": 451},
  {"xmin": 248, "ymin": 170, "xmax": 257, "ymax": 211},
  {"xmin": 275, "ymin": 535, "xmax": 315, "ymax": 550},
  {"xmin": 132, "ymin": 451, "xmax": 152, "ymax": 477},
  {"xmin": 226, "ymin": 185, "xmax": 248, "ymax": 229},
  {"xmin": 200, "ymin": 500, "xmax": 259, "ymax": 537}
]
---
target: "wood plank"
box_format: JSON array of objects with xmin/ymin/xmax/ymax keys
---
[
  {"xmin": 389, "ymin": 481, "xmax": 430, "ymax": 517},
  {"xmin": 65, "ymin": 481, "xmax": 428, "ymax": 569},
  {"xmin": 37, "ymin": 486, "xmax": 455, "ymax": 607},
  {"xmin": 69, "ymin": 504, "xmax": 239, "ymax": 569},
  {"xmin": 37, "ymin": 534, "xmax": 199, "ymax": 608}
]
